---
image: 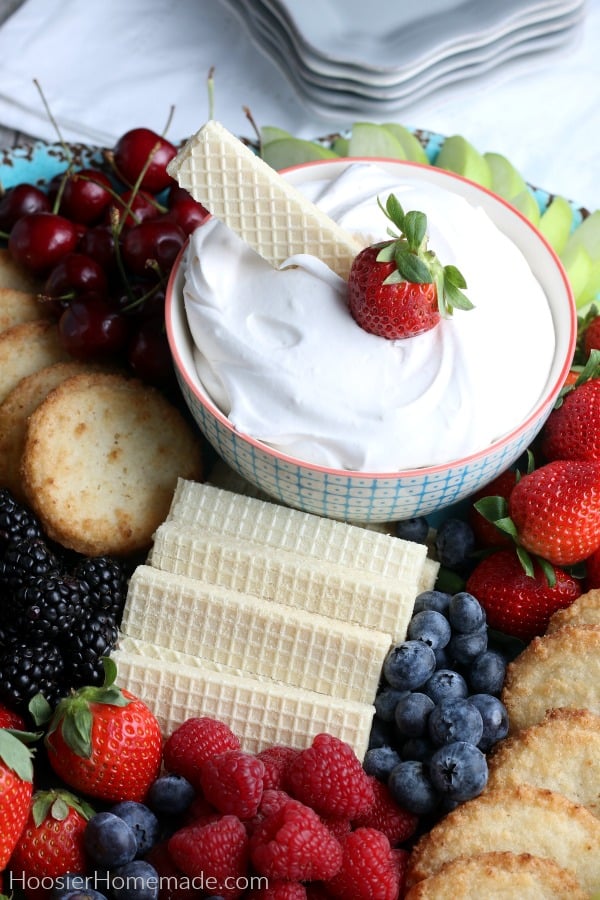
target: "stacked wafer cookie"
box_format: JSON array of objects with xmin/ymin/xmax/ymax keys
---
[{"xmin": 114, "ymin": 479, "xmax": 438, "ymax": 758}]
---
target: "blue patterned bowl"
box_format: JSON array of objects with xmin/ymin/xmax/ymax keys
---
[{"xmin": 166, "ymin": 158, "xmax": 576, "ymax": 523}]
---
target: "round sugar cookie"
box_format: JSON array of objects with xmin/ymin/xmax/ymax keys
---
[
  {"xmin": 0, "ymin": 287, "xmax": 51, "ymax": 333},
  {"xmin": 404, "ymin": 851, "xmax": 588, "ymax": 899},
  {"xmin": 501, "ymin": 624, "xmax": 600, "ymax": 733},
  {"xmin": 0, "ymin": 319, "xmax": 70, "ymax": 405},
  {"xmin": 546, "ymin": 588, "xmax": 600, "ymax": 633},
  {"xmin": 0, "ymin": 361, "xmax": 99, "ymax": 501},
  {"xmin": 21, "ymin": 371, "xmax": 204, "ymax": 556},
  {"xmin": 0, "ymin": 248, "xmax": 42, "ymax": 292},
  {"xmin": 486, "ymin": 707, "xmax": 600, "ymax": 817},
  {"xmin": 406, "ymin": 784, "xmax": 600, "ymax": 894}
]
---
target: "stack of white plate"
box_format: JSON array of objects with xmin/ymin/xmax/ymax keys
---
[{"xmin": 220, "ymin": 0, "xmax": 587, "ymax": 117}]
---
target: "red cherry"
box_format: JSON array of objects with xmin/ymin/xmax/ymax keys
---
[
  {"xmin": 59, "ymin": 168, "xmax": 113, "ymax": 224},
  {"xmin": 79, "ymin": 224, "xmax": 118, "ymax": 272},
  {"xmin": 121, "ymin": 218, "xmax": 186, "ymax": 277},
  {"xmin": 166, "ymin": 195, "xmax": 209, "ymax": 236},
  {"xmin": 58, "ymin": 293, "xmax": 129, "ymax": 359},
  {"xmin": 113, "ymin": 127, "xmax": 177, "ymax": 193},
  {"xmin": 43, "ymin": 252, "xmax": 108, "ymax": 302},
  {"xmin": 0, "ymin": 183, "xmax": 51, "ymax": 231},
  {"xmin": 8, "ymin": 211, "xmax": 78, "ymax": 272},
  {"xmin": 107, "ymin": 189, "xmax": 159, "ymax": 229},
  {"xmin": 128, "ymin": 318, "xmax": 175, "ymax": 385}
]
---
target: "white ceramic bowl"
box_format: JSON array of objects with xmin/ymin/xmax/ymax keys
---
[{"xmin": 166, "ymin": 158, "xmax": 576, "ymax": 523}]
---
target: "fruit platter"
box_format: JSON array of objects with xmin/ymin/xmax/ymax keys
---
[{"xmin": 0, "ymin": 118, "xmax": 599, "ymax": 900}]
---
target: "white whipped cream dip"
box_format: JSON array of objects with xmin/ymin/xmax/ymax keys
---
[{"xmin": 182, "ymin": 162, "xmax": 555, "ymax": 471}]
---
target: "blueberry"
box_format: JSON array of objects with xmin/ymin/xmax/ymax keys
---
[
  {"xmin": 400, "ymin": 736, "xmax": 435, "ymax": 762},
  {"xmin": 435, "ymin": 519, "xmax": 475, "ymax": 570},
  {"xmin": 424, "ymin": 669, "xmax": 469, "ymax": 704},
  {"xmin": 468, "ymin": 649, "xmax": 507, "ymax": 695},
  {"xmin": 58, "ymin": 892, "xmax": 109, "ymax": 900},
  {"xmin": 388, "ymin": 760, "xmax": 439, "ymax": 816},
  {"xmin": 368, "ymin": 715, "xmax": 395, "ymax": 750},
  {"xmin": 363, "ymin": 745, "xmax": 402, "ymax": 780},
  {"xmin": 52, "ymin": 875, "xmax": 108, "ymax": 900},
  {"xmin": 383, "ymin": 640, "xmax": 436, "ymax": 691},
  {"xmin": 84, "ymin": 812, "xmax": 137, "ymax": 868},
  {"xmin": 110, "ymin": 860, "xmax": 159, "ymax": 900},
  {"xmin": 146, "ymin": 772, "xmax": 196, "ymax": 818},
  {"xmin": 395, "ymin": 516, "xmax": 429, "ymax": 543},
  {"xmin": 429, "ymin": 741, "xmax": 488, "ymax": 802},
  {"xmin": 428, "ymin": 697, "xmax": 484, "ymax": 747},
  {"xmin": 412, "ymin": 590, "xmax": 452, "ymax": 616},
  {"xmin": 394, "ymin": 692, "xmax": 435, "ymax": 738},
  {"xmin": 469, "ymin": 693, "xmax": 510, "ymax": 752},
  {"xmin": 448, "ymin": 592, "xmax": 486, "ymax": 633},
  {"xmin": 448, "ymin": 626, "xmax": 488, "ymax": 666},
  {"xmin": 407, "ymin": 609, "xmax": 452, "ymax": 650},
  {"xmin": 374, "ymin": 687, "xmax": 410, "ymax": 723},
  {"xmin": 109, "ymin": 801, "xmax": 160, "ymax": 857},
  {"xmin": 434, "ymin": 646, "xmax": 451, "ymax": 670}
]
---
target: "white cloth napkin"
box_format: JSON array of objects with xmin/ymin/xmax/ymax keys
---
[{"xmin": 0, "ymin": 0, "xmax": 598, "ymax": 209}]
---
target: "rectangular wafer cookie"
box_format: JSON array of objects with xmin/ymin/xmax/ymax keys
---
[
  {"xmin": 167, "ymin": 120, "xmax": 364, "ymax": 279},
  {"xmin": 112, "ymin": 636, "xmax": 375, "ymax": 758},
  {"xmin": 149, "ymin": 518, "xmax": 415, "ymax": 639},
  {"xmin": 121, "ymin": 565, "xmax": 390, "ymax": 703}
]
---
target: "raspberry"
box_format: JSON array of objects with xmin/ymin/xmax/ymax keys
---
[
  {"xmin": 325, "ymin": 827, "xmax": 400, "ymax": 900},
  {"xmin": 163, "ymin": 717, "xmax": 241, "ymax": 790},
  {"xmin": 246, "ymin": 882, "xmax": 307, "ymax": 899},
  {"xmin": 256, "ymin": 744, "xmax": 300, "ymax": 790},
  {"xmin": 145, "ymin": 841, "xmax": 200, "ymax": 900},
  {"xmin": 285, "ymin": 733, "xmax": 375, "ymax": 819},
  {"xmin": 392, "ymin": 848, "xmax": 410, "ymax": 898},
  {"xmin": 200, "ymin": 750, "xmax": 265, "ymax": 818},
  {"xmin": 249, "ymin": 798, "xmax": 343, "ymax": 882},
  {"xmin": 168, "ymin": 814, "xmax": 249, "ymax": 900},
  {"xmin": 320, "ymin": 814, "xmax": 352, "ymax": 842},
  {"xmin": 246, "ymin": 789, "xmax": 291, "ymax": 835},
  {"xmin": 353, "ymin": 777, "xmax": 419, "ymax": 845}
]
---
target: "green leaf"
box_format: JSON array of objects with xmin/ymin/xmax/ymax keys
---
[
  {"xmin": 443, "ymin": 264, "xmax": 467, "ymax": 289},
  {"xmin": 444, "ymin": 281, "xmax": 475, "ymax": 312},
  {"xmin": 403, "ymin": 210, "xmax": 427, "ymax": 251},
  {"xmin": 393, "ymin": 249, "xmax": 432, "ymax": 284},
  {"xmin": 32, "ymin": 792, "xmax": 55, "ymax": 827},
  {"xmin": 537, "ymin": 555, "xmax": 557, "ymax": 588},
  {"xmin": 375, "ymin": 242, "xmax": 396, "ymax": 263},
  {"xmin": 516, "ymin": 545, "xmax": 535, "ymax": 578},
  {"xmin": 473, "ymin": 495, "xmax": 509, "ymax": 522},
  {"xmin": 384, "ymin": 193, "xmax": 405, "ymax": 230},
  {"xmin": 0, "ymin": 729, "xmax": 35, "ymax": 782},
  {"xmin": 29, "ymin": 692, "xmax": 54, "ymax": 726},
  {"xmin": 60, "ymin": 704, "xmax": 94, "ymax": 759}
]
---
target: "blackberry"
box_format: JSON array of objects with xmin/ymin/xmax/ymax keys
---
[
  {"xmin": 14, "ymin": 573, "xmax": 90, "ymax": 640},
  {"xmin": 73, "ymin": 556, "xmax": 128, "ymax": 624},
  {"xmin": 0, "ymin": 488, "xmax": 43, "ymax": 549},
  {"xmin": 67, "ymin": 609, "xmax": 119, "ymax": 687},
  {"xmin": 0, "ymin": 640, "xmax": 67, "ymax": 711},
  {"xmin": 0, "ymin": 537, "xmax": 62, "ymax": 591}
]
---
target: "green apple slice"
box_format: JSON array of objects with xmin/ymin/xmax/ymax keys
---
[
  {"xmin": 561, "ymin": 210, "xmax": 600, "ymax": 306},
  {"xmin": 560, "ymin": 242, "xmax": 593, "ymax": 305},
  {"xmin": 261, "ymin": 137, "xmax": 339, "ymax": 171},
  {"xmin": 483, "ymin": 151, "xmax": 527, "ymax": 200},
  {"xmin": 347, "ymin": 122, "xmax": 408, "ymax": 159},
  {"xmin": 510, "ymin": 189, "xmax": 541, "ymax": 227},
  {"xmin": 331, "ymin": 135, "xmax": 350, "ymax": 156},
  {"xmin": 537, "ymin": 195, "xmax": 573, "ymax": 254},
  {"xmin": 261, "ymin": 126, "xmax": 293, "ymax": 146},
  {"xmin": 434, "ymin": 134, "xmax": 492, "ymax": 189},
  {"xmin": 382, "ymin": 123, "xmax": 429, "ymax": 164}
]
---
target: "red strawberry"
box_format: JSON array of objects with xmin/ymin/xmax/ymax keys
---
[
  {"xmin": 0, "ymin": 727, "xmax": 36, "ymax": 870},
  {"xmin": 8, "ymin": 789, "xmax": 94, "ymax": 899},
  {"xmin": 586, "ymin": 545, "xmax": 600, "ymax": 590},
  {"xmin": 541, "ymin": 378, "xmax": 600, "ymax": 462},
  {"xmin": 325, "ymin": 827, "xmax": 400, "ymax": 900},
  {"xmin": 348, "ymin": 193, "xmax": 472, "ymax": 340},
  {"xmin": 0, "ymin": 701, "xmax": 26, "ymax": 731},
  {"xmin": 352, "ymin": 777, "xmax": 419, "ymax": 846},
  {"xmin": 285, "ymin": 733, "xmax": 375, "ymax": 819},
  {"xmin": 508, "ymin": 459, "xmax": 600, "ymax": 565},
  {"xmin": 44, "ymin": 658, "xmax": 162, "ymax": 803},
  {"xmin": 249, "ymin": 797, "xmax": 343, "ymax": 882},
  {"xmin": 584, "ymin": 315, "xmax": 600, "ymax": 357},
  {"xmin": 162, "ymin": 716, "xmax": 241, "ymax": 791},
  {"xmin": 168, "ymin": 814, "xmax": 249, "ymax": 900},
  {"xmin": 468, "ymin": 469, "xmax": 518, "ymax": 549},
  {"xmin": 199, "ymin": 750, "xmax": 265, "ymax": 819},
  {"xmin": 466, "ymin": 548, "xmax": 581, "ymax": 641}
]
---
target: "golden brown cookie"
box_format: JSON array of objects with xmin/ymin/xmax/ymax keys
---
[
  {"xmin": 0, "ymin": 287, "xmax": 51, "ymax": 333},
  {"xmin": 406, "ymin": 784, "xmax": 600, "ymax": 893},
  {"xmin": 546, "ymin": 588, "xmax": 600, "ymax": 633},
  {"xmin": 0, "ymin": 361, "xmax": 98, "ymax": 501},
  {"xmin": 404, "ymin": 851, "xmax": 588, "ymax": 899},
  {"xmin": 501, "ymin": 624, "xmax": 600, "ymax": 733},
  {"xmin": 486, "ymin": 707, "xmax": 600, "ymax": 817},
  {"xmin": 21, "ymin": 371, "xmax": 204, "ymax": 556},
  {"xmin": 0, "ymin": 248, "xmax": 41, "ymax": 291},
  {"xmin": 0, "ymin": 319, "xmax": 70, "ymax": 405}
]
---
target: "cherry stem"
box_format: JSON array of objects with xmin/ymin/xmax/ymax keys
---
[{"xmin": 207, "ymin": 67, "xmax": 216, "ymax": 121}]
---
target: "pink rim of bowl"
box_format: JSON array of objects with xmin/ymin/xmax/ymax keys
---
[{"xmin": 166, "ymin": 157, "xmax": 576, "ymax": 521}]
